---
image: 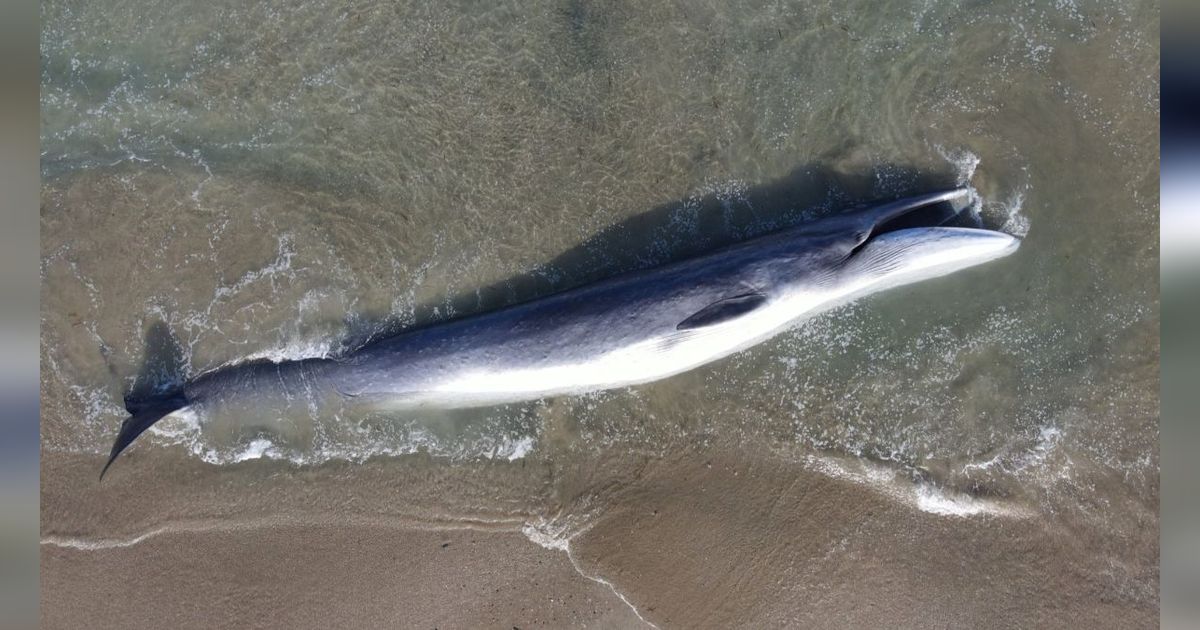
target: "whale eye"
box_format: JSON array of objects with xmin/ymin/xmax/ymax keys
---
[{"xmin": 846, "ymin": 229, "xmax": 873, "ymax": 259}]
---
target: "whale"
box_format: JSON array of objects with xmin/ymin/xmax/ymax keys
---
[{"xmin": 103, "ymin": 187, "xmax": 1019, "ymax": 478}]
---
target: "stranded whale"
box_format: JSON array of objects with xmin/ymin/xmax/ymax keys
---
[{"xmin": 103, "ymin": 188, "xmax": 1019, "ymax": 478}]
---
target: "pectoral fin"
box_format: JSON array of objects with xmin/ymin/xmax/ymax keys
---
[{"xmin": 677, "ymin": 292, "xmax": 768, "ymax": 330}]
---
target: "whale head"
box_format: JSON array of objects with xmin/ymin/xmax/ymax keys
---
[{"xmin": 839, "ymin": 226, "xmax": 1020, "ymax": 293}]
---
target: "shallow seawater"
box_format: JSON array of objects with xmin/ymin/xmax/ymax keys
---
[{"xmin": 41, "ymin": 0, "xmax": 1158, "ymax": 619}]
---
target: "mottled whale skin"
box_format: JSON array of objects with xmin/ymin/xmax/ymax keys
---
[{"xmin": 103, "ymin": 188, "xmax": 1019, "ymax": 477}]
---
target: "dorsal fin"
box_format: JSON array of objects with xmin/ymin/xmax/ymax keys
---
[{"xmin": 677, "ymin": 292, "xmax": 768, "ymax": 330}]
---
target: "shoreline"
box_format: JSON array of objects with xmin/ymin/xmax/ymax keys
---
[{"xmin": 42, "ymin": 446, "xmax": 1157, "ymax": 628}]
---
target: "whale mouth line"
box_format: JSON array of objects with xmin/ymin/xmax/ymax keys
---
[
  {"xmin": 871, "ymin": 189, "xmax": 974, "ymax": 237},
  {"xmin": 842, "ymin": 188, "xmax": 977, "ymax": 259}
]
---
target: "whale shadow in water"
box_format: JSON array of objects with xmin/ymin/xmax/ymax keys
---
[{"xmin": 124, "ymin": 320, "xmax": 188, "ymax": 408}]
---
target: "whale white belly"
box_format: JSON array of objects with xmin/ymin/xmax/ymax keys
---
[{"xmin": 408, "ymin": 290, "xmax": 835, "ymax": 407}]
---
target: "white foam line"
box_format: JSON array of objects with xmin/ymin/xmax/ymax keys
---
[
  {"xmin": 523, "ymin": 520, "xmax": 658, "ymax": 628},
  {"xmin": 914, "ymin": 486, "xmax": 994, "ymax": 518},
  {"xmin": 564, "ymin": 543, "xmax": 659, "ymax": 629},
  {"xmin": 802, "ymin": 454, "xmax": 1034, "ymax": 519},
  {"xmin": 42, "ymin": 515, "xmax": 528, "ymax": 551},
  {"xmin": 42, "ymin": 527, "xmax": 172, "ymax": 551}
]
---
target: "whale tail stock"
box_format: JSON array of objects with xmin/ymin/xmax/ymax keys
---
[{"xmin": 99, "ymin": 389, "xmax": 190, "ymax": 481}]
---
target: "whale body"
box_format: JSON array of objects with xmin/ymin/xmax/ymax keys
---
[{"xmin": 103, "ymin": 188, "xmax": 1019, "ymax": 477}]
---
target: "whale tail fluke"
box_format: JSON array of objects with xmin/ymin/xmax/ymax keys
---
[
  {"xmin": 102, "ymin": 319, "xmax": 190, "ymax": 481},
  {"xmin": 100, "ymin": 390, "xmax": 189, "ymax": 481}
]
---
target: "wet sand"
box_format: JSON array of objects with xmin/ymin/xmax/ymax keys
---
[
  {"xmin": 43, "ymin": 523, "xmax": 646, "ymax": 629},
  {"xmin": 41, "ymin": 449, "xmax": 649, "ymax": 629},
  {"xmin": 42, "ymin": 441, "xmax": 1157, "ymax": 629}
]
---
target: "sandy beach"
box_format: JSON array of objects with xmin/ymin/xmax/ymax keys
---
[
  {"xmin": 41, "ymin": 0, "xmax": 1158, "ymax": 626},
  {"xmin": 42, "ymin": 429, "xmax": 1158, "ymax": 628}
]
